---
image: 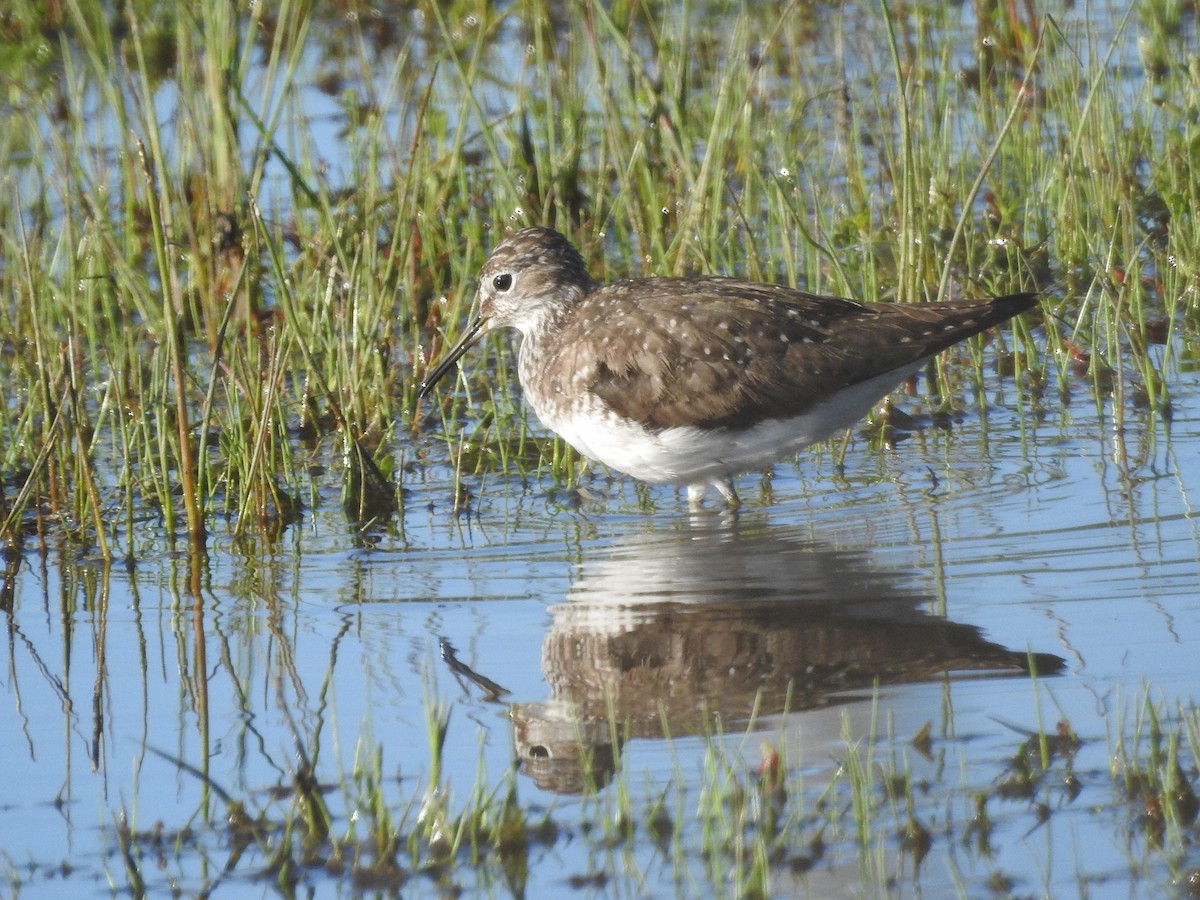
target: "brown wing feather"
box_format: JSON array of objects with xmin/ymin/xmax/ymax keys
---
[{"xmin": 535, "ymin": 278, "xmax": 1034, "ymax": 431}]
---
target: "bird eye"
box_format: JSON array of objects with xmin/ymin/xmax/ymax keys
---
[{"xmin": 493, "ymin": 273, "xmax": 513, "ymax": 292}]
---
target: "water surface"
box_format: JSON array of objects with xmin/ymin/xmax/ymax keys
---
[
  {"xmin": 4, "ymin": 337, "xmax": 1197, "ymax": 895},
  {"xmin": 3, "ymin": 1, "xmax": 1199, "ymax": 896}
]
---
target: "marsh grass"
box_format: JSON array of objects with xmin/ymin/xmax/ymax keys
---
[
  {"xmin": 3, "ymin": 0, "xmax": 1198, "ymax": 543},
  {"xmin": 102, "ymin": 679, "xmax": 1200, "ymax": 897},
  {"xmin": 3, "ymin": 4, "xmax": 1200, "ymax": 889}
]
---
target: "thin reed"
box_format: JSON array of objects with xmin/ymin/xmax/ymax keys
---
[{"xmin": 1, "ymin": 0, "xmax": 1195, "ymax": 539}]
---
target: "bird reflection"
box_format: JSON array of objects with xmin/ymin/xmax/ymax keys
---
[{"xmin": 509, "ymin": 521, "xmax": 1062, "ymax": 794}]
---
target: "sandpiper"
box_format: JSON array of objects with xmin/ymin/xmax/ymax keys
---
[{"xmin": 420, "ymin": 227, "xmax": 1036, "ymax": 507}]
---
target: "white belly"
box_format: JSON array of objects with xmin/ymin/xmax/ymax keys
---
[{"xmin": 530, "ymin": 364, "xmax": 920, "ymax": 485}]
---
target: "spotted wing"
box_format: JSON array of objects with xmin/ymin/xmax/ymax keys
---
[{"xmin": 537, "ymin": 278, "xmax": 1033, "ymax": 431}]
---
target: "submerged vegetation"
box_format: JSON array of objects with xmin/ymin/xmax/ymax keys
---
[
  {"xmin": 3, "ymin": 0, "xmax": 1200, "ymax": 896},
  {"xmin": 81, "ymin": 684, "xmax": 1200, "ymax": 897}
]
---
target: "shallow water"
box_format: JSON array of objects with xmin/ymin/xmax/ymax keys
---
[
  {"xmin": 4, "ymin": 337, "xmax": 1198, "ymax": 896},
  {"xmin": 5, "ymin": 1, "xmax": 1200, "ymax": 897}
]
